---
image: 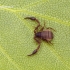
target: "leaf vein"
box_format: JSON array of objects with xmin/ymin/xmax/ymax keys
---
[{"xmin": 0, "ymin": 45, "xmax": 20, "ymax": 70}]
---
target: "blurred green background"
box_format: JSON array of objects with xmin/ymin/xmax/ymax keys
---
[{"xmin": 0, "ymin": 0, "xmax": 70, "ymax": 70}]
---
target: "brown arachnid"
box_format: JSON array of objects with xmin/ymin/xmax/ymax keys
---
[{"xmin": 24, "ymin": 17, "xmax": 55, "ymax": 56}]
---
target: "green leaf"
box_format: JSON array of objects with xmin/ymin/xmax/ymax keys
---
[{"xmin": 0, "ymin": 0, "xmax": 70, "ymax": 70}]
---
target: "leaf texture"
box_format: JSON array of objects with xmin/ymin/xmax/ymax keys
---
[{"xmin": 0, "ymin": 0, "xmax": 70, "ymax": 70}]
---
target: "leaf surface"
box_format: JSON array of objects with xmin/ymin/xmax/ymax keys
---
[{"xmin": 0, "ymin": 0, "xmax": 70, "ymax": 70}]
